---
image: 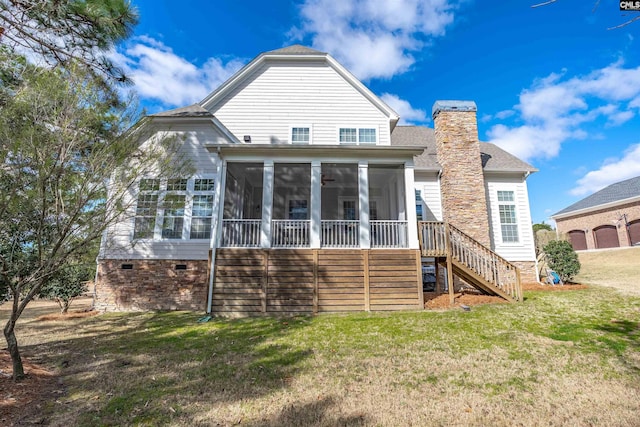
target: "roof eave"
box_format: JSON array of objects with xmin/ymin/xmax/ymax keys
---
[
  {"xmin": 204, "ymin": 143, "xmax": 423, "ymax": 158},
  {"xmin": 551, "ymin": 195, "xmax": 640, "ymax": 219}
]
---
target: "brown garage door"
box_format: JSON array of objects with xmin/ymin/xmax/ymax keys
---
[
  {"xmin": 629, "ymin": 220, "xmax": 640, "ymax": 246},
  {"xmin": 568, "ymin": 230, "xmax": 587, "ymax": 251},
  {"xmin": 594, "ymin": 225, "xmax": 620, "ymax": 249}
]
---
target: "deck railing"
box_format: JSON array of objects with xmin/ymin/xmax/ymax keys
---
[
  {"xmin": 418, "ymin": 221, "xmax": 522, "ymax": 302},
  {"xmin": 272, "ymin": 220, "xmax": 310, "ymax": 248},
  {"xmin": 221, "ymin": 219, "xmax": 261, "ymax": 247},
  {"xmin": 321, "ymin": 220, "xmax": 359, "ymax": 247},
  {"xmin": 371, "ymin": 220, "xmax": 408, "ymax": 248},
  {"xmin": 419, "ymin": 221, "xmax": 447, "ymax": 256}
]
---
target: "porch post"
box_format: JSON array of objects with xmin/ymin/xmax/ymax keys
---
[
  {"xmin": 261, "ymin": 160, "xmax": 274, "ymax": 248},
  {"xmin": 207, "ymin": 159, "xmax": 226, "ymax": 314},
  {"xmin": 359, "ymin": 160, "xmax": 370, "ymax": 249},
  {"xmin": 310, "ymin": 160, "xmax": 321, "ymax": 248},
  {"xmin": 404, "ymin": 161, "xmax": 419, "ymax": 249}
]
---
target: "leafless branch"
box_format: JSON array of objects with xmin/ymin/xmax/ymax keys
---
[
  {"xmin": 608, "ymin": 14, "xmax": 640, "ymax": 30},
  {"xmin": 531, "ymin": 0, "xmax": 557, "ymax": 8}
]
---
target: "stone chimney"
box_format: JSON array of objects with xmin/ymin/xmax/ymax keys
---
[{"xmin": 433, "ymin": 101, "xmax": 491, "ymax": 248}]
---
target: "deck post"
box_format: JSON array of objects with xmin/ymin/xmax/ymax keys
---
[
  {"xmin": 313, "ymin": 249, "xmax": 319, "ymax": 314},
  {"xmin": 262, "ymin": 250, "xmax": 268, "ymax": 313},
  {"xmin": 415, "ymin": 250, "xmax": 424, "ymax": 309},
  {"xmin": 445, "ymin": 223, "xmax": 455, "ymax": 306},
  {"xmin": 363, "ymin": 249, "xmax": 370, "ymax": 311}
]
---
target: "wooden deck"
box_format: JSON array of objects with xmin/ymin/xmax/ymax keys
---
[{"xmin": 212, "ymin": 248, "xmax": 422, "ymax": 315}]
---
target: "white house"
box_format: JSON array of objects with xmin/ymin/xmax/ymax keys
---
[{"xmin": 96, "ymin": 45, "xmax": 538, "ymax": 314}]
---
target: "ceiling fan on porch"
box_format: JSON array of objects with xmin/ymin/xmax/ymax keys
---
[{"xmin": 321, "ymin": 174, "xmax": 335, "ymax": 186}]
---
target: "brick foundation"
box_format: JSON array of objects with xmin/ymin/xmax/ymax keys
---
[{"xmin": 95, "ymin": 259, "xmax": 209, "ymax": 312}]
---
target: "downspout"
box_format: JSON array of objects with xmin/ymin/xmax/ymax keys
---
[{"xmin": 523, "ymin": 171, "xmax": 540, "ymax": 281}]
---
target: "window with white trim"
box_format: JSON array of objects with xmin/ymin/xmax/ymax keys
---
[
  {"xmin": 291, "ymin": 127, "xmax": 310, "ymax": 144},
  {"xmin": 190, "ymin": 178, "xmax": 215, "ymax": 239},
  {"xmin": 133, "ymin": 177, "xmax": 215, "ymax": 240},
  {"xmin": 133, "ymin": 179, "xmax": 159, "ymax": 239},
  {"xmin": 498, "ymin": 190, "xmax": 519, "ymax": 243},
  {"xmin": 339, "ymin": 127, "xmax": 377, "ymax": 144},
  {"xmin": 359, "ymin": 128, "xmax": 376, "ymax": 144}
]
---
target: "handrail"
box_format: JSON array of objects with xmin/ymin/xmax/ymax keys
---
[{"xmin": 418, "ymin": 221, "xmax": 522, "ymax": 302}]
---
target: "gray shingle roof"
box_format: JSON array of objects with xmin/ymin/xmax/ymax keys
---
[
  {"xmin": 151, "ymin": 104, "xmax": 213, "ymax": 118},
  {"xmin": 266, "ymin": 45, "xmax": 326, "ymax": 55},
  {"xmin": 390, "ymin": 126, "xmax": 537, "ymax": 173},
  {"xmin": 553, "ymin": 175, "xmax": 640, "ymax": 216}
]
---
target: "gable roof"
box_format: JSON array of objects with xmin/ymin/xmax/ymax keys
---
[
  {"xmin": 198, "ymin": 44, "xmax": 400, "ymax": 126},
  {"xmin": 266, "ymin": 45, "xmax": 326, "ymax": 55},
  {"xmin": 390, "ymin": 126, "xmax": 537, "ymax": 173},
  {"xmin": 552, "ymin": 175, "xmax": 640, "ymax": 217},
  {"xmin": 151, "ymin": 104, "xmax": 213, "ymax": 118}
]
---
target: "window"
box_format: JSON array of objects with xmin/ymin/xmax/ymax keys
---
[
  {"xmin": 133, "ymin": 179, "xmax": 159, "ymax": 239},
  {"xmin": 359, "ymin": 128, "xmax": 376, "ymax": 144},
  {"xmin": 339, "ymin": 128, "xmax": 357, "ymax": 143},
  {"xmin": 288, "ymin": 199, "xmax": 308, "ymax": 219},
  {"xmin": 190, "ymin": 195, "xmax": 213, "ymax": 239},
  {"xmin": 498, "ymin": 191, "xmax": 518, "ymax": 243},
  {"xmin": 369, "ymin": 200, "xmax": 379, "ymax": 221},
  {"xmin": 339, "ymin": 127, "xmax": 377, "ymax": 144},
  {"xmin": 133, "ymin": 177, "xmax": 215, "ymax": 241},
  {"xmin": 161, "ymin": 194, "xmax": 186, "ymax": 239},
  {"xmin": 291, "ymin": 127, "xmax": 310, "ymax": 144},
  {"xmin": 341, "ymin": 199, "xmax": 357, "ymax": 220},
  {"xmin": 415, "ymin": 190, "xmax": 423, "ymax": 221}
]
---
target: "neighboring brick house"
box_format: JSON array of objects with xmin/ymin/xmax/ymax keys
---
[
  {"xmin": 96, "ymin": 45, "xmax": 538, "ymax": 314},
  {"xmin": 551, "ymin": 176, "xmax": 640, "ymax": 251}
]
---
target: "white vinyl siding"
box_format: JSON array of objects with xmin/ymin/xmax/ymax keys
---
[
  {"xmin": 413, "ymin": 172, "xmax": 443, "ymax": 221},
  {"xmin": 486, "ymin": 175, "xmax": 536, "ymax": 262},
  {"xmin": 100, "ymin": 123, "xmax": 222, "ymax": 260},
  {"xmin": 210, "ymin": 61, "xmax": 391, "ymax": 145}
]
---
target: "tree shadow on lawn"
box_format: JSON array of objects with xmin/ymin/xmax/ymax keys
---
[{"xmin": 18, "ymin": 311, "xmax": 318, "ymax": 426}]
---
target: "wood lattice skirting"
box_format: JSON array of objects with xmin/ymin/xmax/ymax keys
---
[{"xmin": 212, "ymin": 248, "xmax": 423, "ymax": 315}]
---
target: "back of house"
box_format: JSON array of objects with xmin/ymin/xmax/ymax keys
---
[{"xmin": 96, "ymin": 45, "xmax": 538, "ymax": 314}]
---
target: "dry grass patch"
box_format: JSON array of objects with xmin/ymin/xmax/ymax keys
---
[
  {"xmin": 1, "ymin": 289, "xmax": 640, "ymax": 426},
  {"xmin": 576, "ymin": 247, "xmax": 640, "ymax": 295}
]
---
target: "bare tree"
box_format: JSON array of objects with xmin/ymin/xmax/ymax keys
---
[{"xmin": 531, "ymin": 0, "xmax": 640, "ymax": 29}]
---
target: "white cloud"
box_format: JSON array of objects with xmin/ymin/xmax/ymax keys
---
[
  {"xmin": 495, "ymin": 109, "xmax": 515, "ymax": 120},
  {"xmin": 487, "ymin": 62, "xmax": 640, "ymax": 162},
  {"xmin": 292, "ymin": 0, "xmax": 457, "ymax": 80},
  {"xmin": 571, "ymin": 143, "xmax": 640, "ymax": 196},
  {"xmin": 380, "ymin": 93, "xmax": 428, "ymax": 124},
  {"xmin": 113, "ymin": 37, "xmax": 244, "ymax": 107}
]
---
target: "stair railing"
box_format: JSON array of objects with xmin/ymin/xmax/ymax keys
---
[{"xmin": 418, "ymin": 221, "xmax": 522, "ymax": 302}]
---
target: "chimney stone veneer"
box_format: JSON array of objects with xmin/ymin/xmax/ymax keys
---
[{"xmin": 433, "ymin": 101, "xmax": 491, "ymax": 248}]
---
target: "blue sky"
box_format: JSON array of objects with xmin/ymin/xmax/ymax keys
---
[{"xmin": 114, "ymin": 0, "xmax": 640, "ymax": 225}]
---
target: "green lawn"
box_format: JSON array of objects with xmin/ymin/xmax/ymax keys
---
[{"xmin": 4, "ymin": 285, "xmax": 640, "ymax": 426}]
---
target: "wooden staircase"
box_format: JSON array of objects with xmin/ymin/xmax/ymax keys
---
[{"xmin": 418, "ymin": 222, "xmax": 522, "ymax": 302}]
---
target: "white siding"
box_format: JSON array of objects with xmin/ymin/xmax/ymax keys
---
[
  {"xmin": 101, "ymin": 122, "xmax": 222, "ymax": 260},
  {"xmin": 210, "ymin": 61, "xmax": 392, "ymax": 146},
  {"xmin": 414, "ymin": 172, "xmax": 443, "ymax": 221},
  {"xmin": 485, "ymin": 174, "xmax": 536, "ymax": 262}
]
